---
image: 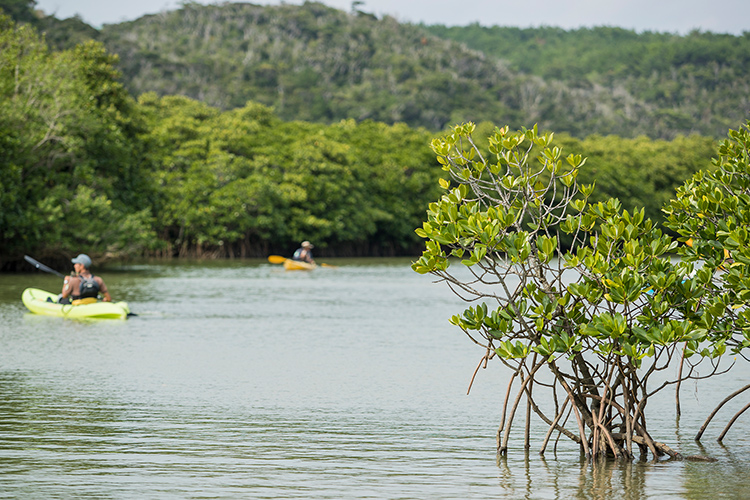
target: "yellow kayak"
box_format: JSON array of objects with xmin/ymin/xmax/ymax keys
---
[
  {"xmin": 282, "ymin": 259, "xmax": 317, "ymax": 271},
  {"xmin": 22, "ymin": 288, "xmax": 131, "ymax": 320},
  {"xmin": 268, "ymin": 255, "xmax": 317, "ymax": 270}
]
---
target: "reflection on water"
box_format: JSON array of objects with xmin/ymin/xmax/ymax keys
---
[{"xmin": 0, "ymin": 259, "xmax": 748, "ymax": 499}]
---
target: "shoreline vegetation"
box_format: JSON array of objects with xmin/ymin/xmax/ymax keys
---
[{"xmin": 1, "ymin": 3, "xmax": 745, "ymax": 270}]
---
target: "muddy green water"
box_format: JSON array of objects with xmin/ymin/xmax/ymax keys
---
[{"xmin": 0, "ymin": 259, "xmax": 748, "ymax": 499}]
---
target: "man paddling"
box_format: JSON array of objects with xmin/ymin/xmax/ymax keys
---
[
  {"xmin": 292, "ymin": 241, "xmax": 315, "ymax": 264},
  {"xmin": 59, "ymin": 254, "xmax": 112, "ymax": 304}
]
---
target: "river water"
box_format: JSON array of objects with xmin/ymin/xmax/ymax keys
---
[{"xmin": 0, "ymin": 258, "xmax": 748, "ymax": 499}]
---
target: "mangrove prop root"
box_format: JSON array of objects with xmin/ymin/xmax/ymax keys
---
[
  {"xmin": 552, "ymin": 370, "xmax": 590, "ymax": 457},
  {"xmin": 717, "ymin": 401, "xmax": 750, "ymax": 443},
  {"xmin": 695, "ymin": 383, "xmax": 750, "ymax": 441},
  {"xmin": 499, "ymin": 361, "xmax": 545, "ymax": 454},
  {"xmin": 612, "ymin": 434, "xmax": 682, "ymax": 460},
  {"xmin": 540, "ymin": 398, "xmax": 570, "ymax": 455},
  {"xmin": 467, "ymin": 350, "xmax": 490, "ymax": 395},
  {"xmin": 675, "ymin": 343, "xmax": 686, "ymax": 416},
  {"xmin": 495, "ymin": 356, "xmax": 703, "ymax": 460},
  {"xmin": 497, "ymin": 370, "xmax": 519, "ymax": 451}
]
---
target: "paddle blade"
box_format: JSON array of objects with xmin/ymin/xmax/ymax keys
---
[
  {"xmin": 268, "ymin": 255, "xmax": 287, "ymax": 264},
  {"xmin": 321, "ymin": 263, "xmax": 338, "ymax": 268}
]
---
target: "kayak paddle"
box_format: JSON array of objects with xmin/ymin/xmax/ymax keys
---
[{"xmin": 24, "ymin": 255, "xmax": 66, "ymax": 278}]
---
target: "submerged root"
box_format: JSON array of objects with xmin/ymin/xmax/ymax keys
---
[
  {"xmin": 611, "ymin": 433, "xmax": 681, "ymax": 460},
  {"xmin": 683, "ymin": 455, "xmax": 718, "ymax": 462},
  {"xmin": 695, "ymin": 384, "xmax": 750, "ymax": 441}
]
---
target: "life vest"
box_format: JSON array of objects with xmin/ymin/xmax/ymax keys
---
[
  {"xmin": 79, "ymin": 274, "xmax": 100, "ymax": 299},
  {"xmin": 292, "ymin": 247, "xmax": 312, "ymax": 262}
]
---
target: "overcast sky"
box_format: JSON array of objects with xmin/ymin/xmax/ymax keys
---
[{"xmin": 33, "ymin": 0, "xmax": 749, "ymax": 34}]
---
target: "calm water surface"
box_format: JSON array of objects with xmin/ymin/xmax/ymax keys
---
[{"xmin": 0, "ymin": 258, "xmax": 748, "ymax": 499}]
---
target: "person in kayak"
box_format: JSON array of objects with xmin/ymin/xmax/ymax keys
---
[
  {"xmin": 292, "ymin": 241, "xmax": 315, "ymax": 264},
  {"xmin": 59, "ymin": 253, "xmax": 112, "ymax": 305}
]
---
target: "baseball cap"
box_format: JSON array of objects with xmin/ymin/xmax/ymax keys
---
[{"xmin": 71, "ymin": 254, "xmax": 92, "ymax": 268}]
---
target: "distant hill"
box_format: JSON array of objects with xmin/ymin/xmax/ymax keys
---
[
  {"xmin": 0, "ymin": 0, "xmax": 99, "ymax": 50},
  {"xmin": 98, "ymin": 2, "xmax": 530, "ymax": 131},
  {"xmin": 12, "ymin": 1, "xmax": 750, "ymax": 138},
  {"xmin": 424, "ymin": 24, "xmax": 750, "ymax": 139}
]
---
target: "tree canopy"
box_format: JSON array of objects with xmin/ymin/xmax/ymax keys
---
[
  {"xmin": 138, "ymin": 92, "xmax": 443, "ymax": 258},
  {"xmin": 0, "ymin": 15, "xmax": 156, "ymax": 266}
]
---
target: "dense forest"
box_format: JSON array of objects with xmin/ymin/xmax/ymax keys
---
[
  {"xmin": 10, "ymin": 1, "xmax": 750, "ymax": 139},
  {"xmin": 0, "ymin": 1, "xmax": 741, "ymax": 269}
]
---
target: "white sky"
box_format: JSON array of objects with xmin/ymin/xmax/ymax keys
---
[{"xmin": 32, "ymin": 0, "xmax": 750, "ymax": 34}]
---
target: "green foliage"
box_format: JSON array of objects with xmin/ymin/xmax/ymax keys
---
[
  {"xmin": 664, "ymin": 120, "xmax": 750, "ymax": 355},
  {"xmin": 0, "ymin": 7, "xmax": 737, "ymax": 268},
  {"xmin": 0, "ymin": 16, "xmax": 156, "ymax": 263},
  {"xmin": 0, "ymin": 0, "xmax": 100, "ymax": 51},
  {"xmin": 138, "ymin": 93, "xmax": 442, "ymax": 257},
  {"xmin": 38, "ymin": 15, "xmax": 100, "ymax": 51},
  {"xmin": 555, "ymin": 133, "xmax": 716, "ymax": 226},
  {"xmin": 37, "ymin": 185, "xmax": 155, "ymax": 257},
  {"xmin": 98, "ymin": 2, "xmax": 520, "ymax": 131},
  {"xmin": 0, "ymin": 0, "xmax": 38, "ymax": 24},
  {"xmin": 411, "ymin": 122, "xmax": 712, "ymax": 364}
]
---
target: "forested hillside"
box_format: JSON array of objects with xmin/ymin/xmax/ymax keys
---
[
  {"xmin": 0, "ymin": 0, "xmax": 99, "ymax": 49},
  {"xmin": 425, "ymin": 24, "xmax": 750, "ymax": 139},
  {"xmin": 7, "ymin": 1, "xmax": 749, "ymax": 139},
  {"xmin": 95, "ymin": 1, "xmax": 744, "ymax": 139},
  {"xmin": 100, "ymin": 2, "xmax": 522, "ymax": 131}
]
